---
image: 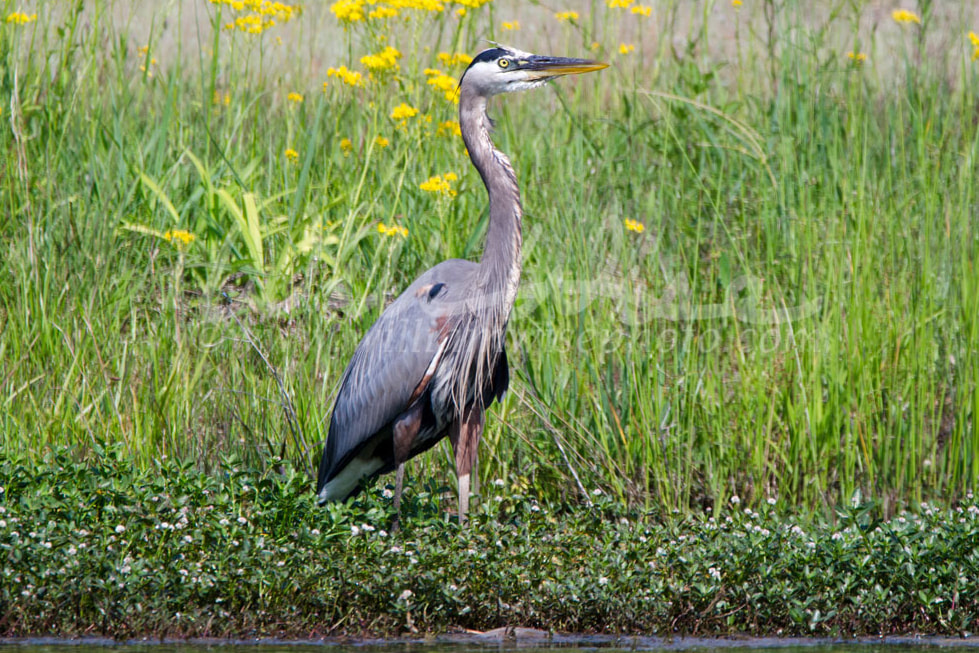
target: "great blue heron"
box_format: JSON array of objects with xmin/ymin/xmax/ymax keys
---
[{"xmin": 316, "ymin": 46, "xmax": 607, "ymax": 524}]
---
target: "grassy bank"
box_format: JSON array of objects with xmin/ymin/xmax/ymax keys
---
[
  {"xmin": 3, "ymin": 452, "xmax": 979, "ymax": 637},
  {"xmin": 2, "ymin": 0, "xmax": 979, "ymax": 514}
]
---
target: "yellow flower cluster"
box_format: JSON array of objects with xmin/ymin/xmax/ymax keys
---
[
  {"xmin": 285, "ymin": 148, "xmax": 299, "ymax": 162},
  {"xmin": 332, "ymin": 0, "xmax": 366, "ymax": 21},
  {"xmin": 374, "ymin": 135, "xmax": 390, "ymax": 148},
  {"xmin": 327, "ymin": 65, "xmax": 364, "ymax": 87},
  {"xmin": 619, "ymin": 43, "xmax": 635, "ymax": 55},
  {"xmin": 390, "ymin": 102, "xmax": 419, "ymax": 120},
  {"xmin": 847, "ymin": 51, "xmax": 867, "ymax": 64},
  {"xmin": 369, "ymin": 6, "xmax": 399, "ymax": 19},
  {"xmin": 287, "ymin": 91, "xmax": 304, "ymax": 103},
  {"xmin": 419, "ymin": 172, "xmax": 458, "ymax": 197},
  {"xmin": 732, "ymin": 0, "xmax": 742, "ymax": 7},
  {"xmin": 501, "ymin": 20, "xmax": 519, "ymax": 30},
  {"xmin": 425, "ymin": 68, "xmax": 459, "ymax": 104},
  {"xmin": 163, "ymin": 229, "xmax": 196, "ymax": 248},
  {"xmin": 210, "ymin": 0, "xmax": 301, "ymax": 35},
  {"xmin": 892, "ymin": 9, "xmax": 920, "ymax": 25},
  {"xmin": 631, "ymin": 5, "xmax": 651, "ymax": 17},
  {"xmin": 340, "ymin": 137, "xmax": 354, "ymax": 155},
  {"xmin": 624, "ymin": 218, "xmax": 645, "ymax": 233},
  {"xmin": 361, "ymin": 46, "xmax": 401, "ymax": 72},
  {"xmin": 555, "ymin": 11, "xmax": 579, "ymax": 22},
  {"xmin": 606, "ymin": 0, "xmax": 634, "ymax": 8},
  {"xmin": 5, "ymin": 11, "xmax": 37, "ymax": 24},
  {"xmin": 378, "ymin": 222, "xmax": 408, "ymax": 237},
  {"xmin": 332, "ymin": 0, "xmax": 462, "ymax": 24},
  {"xmin": 137, "ymin": 45, "xmax": 157, "ymax": 77},
  {"xmin": 437, "ymin": 52, "xmax": 473, "ymax": 67},
  {"xmin": 970, "ymin": 31, "xmax": 979, "ymax": 61},
  {"xmin": 437, "ymin": 120, "xmax": 461, "ymax": 137}
]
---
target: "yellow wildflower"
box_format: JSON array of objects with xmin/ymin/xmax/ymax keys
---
[
  {"xmin": 619, "ymin": 43, "xmax": 636, "ymax": 55},
  {"xmin": 5, "ymin": 11, "xmax": 37, "ymax": 24},
  {"xmin": 406, "ymin": 0, "xmax": 444, "ymax": 11},
  {"xmin": 213, "ymin": 91, "xmax": 231, "ymax": 106},
  {"xmin": 425, "ymin": 68, "xmax": 460, "ymax": 104},
  {"xmin": 624, "ymin": 218, "xmax": 645, "ymax": 234},
  {"xmin": 437, "ymin": 52, "xmax": 473, "ymax": 67},
  {"xmin": 139, "ymin": 57, "xmax": 158, "ymax": 77},
  {"xmin": 437, "ymin": 120, "xmax": 462, "ymax": 137},
  {"xmin": 331, "ymin": 0, "xmax": 365, "ymax": 23},
  {"xmin": 555, "ymin": 11, "xmax": 579, "ymax": 22},
  {"xmin": 163, "ymin": 229, "xmax": 196, "ymax": 249},
  {"xmin": 732, "ymin": 0, "xmax": 742, "ymax": 7},
  {"xmin": 456, "ymin": 7, "xmax": 466, "ymax": 16},
  {"xmin": 969, "ymin": 31, "xmax": 979, "ymax": 61},
  {"xmin": 374, "ymin": 136, "xmax": 390, "ymax": 148},
  {"xmin": 390, "ymin": 102, "xmax": 419, "ymax": 121},
  {"xmin": 368, "ymin": 6, "xmax": 398, "ymax": 19},
  {"xmin": 377, "ymin": 223, "xmax": 408, "ymax": 238},
  {"xmin": 285, "ymin": 148, "xmax": 299, "ymax": 162},
  {"xmin": 501, "ymin": 20, "xmax": 520, "ymax": 30},
  {"xmin": 453, "ymin": 0, "xmax": 491, "ymax": 7},
  {"xmin": 892, "ymin": 9, "xmax": 920, "ymax": 25},
  {"xmin": 327, "ymin": 65, "xmax": 364, "ymax": 87},
  {"xmin": 419, "ymin": 173, "xmax": 458, "ymax": 197},
  {"xmin": 846, "ymin": 51, "xmax": 867, "ymax": 64},
  {"xmin": 631, "ymin": 5, "xmax": 652, "ymax": 17},
  {"xmin": 340, "ymin": 138, "xmax": 354, "ymax": 155},
  {"xmin": 606, "ymin": 0, "xmax": 634, "ymax": 7},
  {"xmin": 287, "ymin": 92, "xmax": 304, "ymax": 103},
  {"xmin": 213, "ymin": 0, "xmax": 301, "ymax": 35},
  {"xmin": 361, "ymin": 46, "xmax": 401, "ymax": 72}
]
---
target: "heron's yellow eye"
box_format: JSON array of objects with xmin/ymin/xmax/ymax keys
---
[{"xmin": 498, "ymin": 58, "xmax": 510, "ymax": 69}]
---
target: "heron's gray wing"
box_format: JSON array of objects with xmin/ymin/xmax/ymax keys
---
[{"xmin": 317, "ymin": 259, "xmax": 478, "ymax": 493}]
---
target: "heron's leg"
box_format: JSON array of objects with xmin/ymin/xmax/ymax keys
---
[
  {"xmin": 391, "ymin": 403, "xmax": 423, "ymax": 531},
  {"xmin": 449, "ymin": 404, "xmax": 484, "ymax": 524}
]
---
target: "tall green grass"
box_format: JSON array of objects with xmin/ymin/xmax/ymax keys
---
[{"xmin": 1, "ymin": 0, "xmax": 977, "ymax": 515}]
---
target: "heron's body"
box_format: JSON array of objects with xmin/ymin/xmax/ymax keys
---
[
  {"xmin": 316, "ymin": 258, "xmax": 510, "ymax": 503},
  {"xmin": 316, "ymin": 47, "xmax": 606, "ymax": 523}
]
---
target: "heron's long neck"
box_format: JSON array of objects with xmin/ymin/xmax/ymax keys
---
[{"xmin": 459, "ymin": 89, "xmax": 523, "ymax": 317}]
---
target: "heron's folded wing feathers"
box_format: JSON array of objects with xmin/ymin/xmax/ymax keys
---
[{"xmin": 317, "ymin": 260, "xmax": 478, "ymax": 490}]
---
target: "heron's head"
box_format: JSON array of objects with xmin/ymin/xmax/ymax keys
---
[{"xmin": 459, "ymin": 46, "xmax": 607, "ymax": 98}]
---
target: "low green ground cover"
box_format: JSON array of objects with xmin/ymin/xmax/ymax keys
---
[{"xmin": 3, "ymin": 452, "xmax": 978, "ymax": 638}]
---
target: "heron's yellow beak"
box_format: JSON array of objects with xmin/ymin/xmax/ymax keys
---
[{"xmin": 520, "ymin": 56, "xmax": 609, "ymax": 80}]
